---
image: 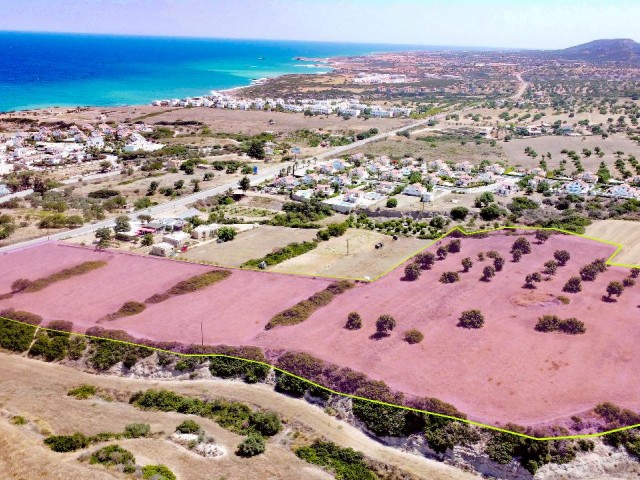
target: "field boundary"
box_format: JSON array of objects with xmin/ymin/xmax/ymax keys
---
[{"xmin": 3, "ymin": 312, "xmax": 640, "ymax": 442}]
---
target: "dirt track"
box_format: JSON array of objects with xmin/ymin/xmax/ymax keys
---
[{"xmin": 0, "ymin": 353, "xmax": 476, "ymax": 480}]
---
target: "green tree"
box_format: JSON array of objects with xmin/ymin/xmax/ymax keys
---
[
  {"xmin": 376, "ymin": 315, "xmax": 396, "ymax": 336},
  {"xmin": 95, "ymin": 227, "xmax": 112, "ymax": 249},
  {"xmin": 237, "ymin": 434, "xmax": 266, "ymax": 457},
  {"xmin": 450, "ymin": 206, "xmax": 469, "ymax": 221},
  {"xmin": 141, "ymin": 233, "xmax": 154, "ymax": 247},
  {"xmin": 482, "ymin": 265, "xmax": 496, "ymax": 281},
  {"xmin": 474, "ymin": 192, "xmax": 495, "ymax": 207},
  {"xmin": 247, "ymin": 141, "xmax": 266, "ymax": 160},
  {"xmin": 554, "ymin": 250, "xmax": 571, "ymax": 266},
  {"xmin": 386, "ymin": 197, "xmax": 398, "ymax": 208},
  {"xmin": 217, "ymin": 226, "xmax": 237, "ymax": 242},
  {"xmin": 461, "ymin": 257, "xmax": 473, "ymax": 272},
  {"xmin": 606, "ymin": 281, "xmax": 624, "ymax": 299},
  {"xmin": 404, "ymin": 262, "xmax": 421, "ymax": 281},
  {"xmin": 147, "ymin": 181, "xmax": 159, "ymax": 196},
  {"xmin": 239, "ymin": 176, "xmax": 251, "ymax": 192},
  {"xmin": 345, "ymin": 312, "xmax": 362, "ymax": 330},
  {"xmin": 114, "ymin": 215, "xmax": 130, "ymax": 233}
]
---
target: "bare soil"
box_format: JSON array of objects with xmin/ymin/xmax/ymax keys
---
[{"xmin": 585, "ymin": 220, "xmax": 640, "ymax": 266}]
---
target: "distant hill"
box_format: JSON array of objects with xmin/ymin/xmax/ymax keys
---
[{"xmin": 552, "ymin": 39, "xmax": 640, "ymax": 63}]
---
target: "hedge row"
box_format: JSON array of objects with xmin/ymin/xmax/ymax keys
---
[{"xmin": 266, "ymin": 280, "xmax": 354, "ymax": 329}]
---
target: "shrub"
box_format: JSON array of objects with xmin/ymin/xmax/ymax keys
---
[
  {"xmin": 623, "ymin": 278, "xmax": 636, "ymax": 287},
  {"xmin": 295, "ymin": 441, "xmax": 376, "ymax": 480},
  {"xmin": 563, "ymin": 276, "xmax": 582, "ymax": 293},
  {"xmin": 524, "ymin": 272, "xmax": 542, "ymax": 289},
  {"xmin": 544, "ymin": 260, "xmax": 558, "ymax": 275},
  {"xmin": 554, "ymin": 250, "xmax": 571, "ymax": 266},
  {"xmin": 461, "ymin": 257, "xmax": 473, "ymax": 272},
  {"xmin": 535, "ymin": 315, "xmax": 560, "ymax": 332},
  {"xmin": 580, "ymin": 264, "xmax": 599, "ymax": 281},
  {"xmin": 558, "ymin": 295, "xmax": 571, "ymax": 305},
  {"xmin": 166, "ymin": 270, "xmax": 232, "ymax": 296},
  {"xmin": 535, "ymin": 230, "xmax": 551, "ymax": 243},
  {"xmin": 345, "ymin": 312, "xmax": 362, "ymax": 330},
  {"xmin": 22, "ymin": 261, "xmax": 107, "ymax": 293},
  {"xmin": 67, "ymin": 384, "xmax": 97, "ymax": 399},
  {"xmin": 493, "ymin": 256, "xmax": 505, "ymax": 272},
  {"xmin": 436, "ymin": 246, "xmax": 448, "ymax": 259},
  {"xmin": 236, "ymin": 434, "xmax": 266, "ymax": 457},
  {"xmin": 29, "ymin": 331, "xmax": 69, "ymax": 361},
  {"xmin": 276, "ymin": 372, "xmax": 309, "ymax": 397},
  {"xmin": 415, "ymin": 252, "xmax": 436, "ymax": 269},
  {"xmin": 386, "ymin": 197, "xmax": 398, "ymax": 208},
  {"xmin": 450, "ymin": 206, "xmax": 469, "ymax": 221},
  {"xmin": 404, "ymin": 329, "xmax": 424, "ymax": 344},
  {"xmin": 89, "ymin": 444, "xmax": 136, "ymax": 470},
  {"xmin": 404, "ymin": 262, "xmax": 421, "ymax": 280},
  {"xmin": 47, "ymin": 320, "xmax": 74, "ymax": 332},
  {"xmin": 142, "ymin": 465, "xmax": 176, "ymax": 480},
  {"xmin": 243, "ymin": 241, "xmax": 317, "ymax": 268},
  {"xmin": 511, "ymin": 237, "xmax": 531, "ymax": 255},
  {"xmin": 439, "ymin": 271, "xmax": 460, "ymax": 284},
  {"xmin": 352, "ymin": 399, "xmax": 409, "ymax": 437},
  {"xmin": 376, "ymin": 315, "xmax": 396, "ymax": 335},
  {"xmin": 266, "ymin": 281, "xmax": 353, "ymax": 329},
  {"xmin": 217, "ymin": 226, "xmax": 237, "ymax": 241},
  {"xmin": 11, "ymin": 415, "xmax": 27, "ymax": 425},
  {"xmin": 458, "ymin": 310, "xmax": 484, "ymax": 329},
  {"xmin": 250, "ymin": 411, "xmax": 282, "ymax": 437},
  {"xmin": 176, "ymin": 419, "xmax": 201, "ymax": 434},
  {"xmin": 559, "ymin": 318, "xmax": 586, "ymax": 334},
  {"xmin": 447, "ymin": 239, "xmax": 461, "ymax": 253},
  {"xmin": 0, "ymin": 308, "xmax": 43, "ymax": 326},
  {"xmin": 209, "ymin": 356, "xmax": 269, "ymax": 383},
  {"xmin": 107, "ymin": 301, "xmax": 146, "ymax": 320},
  {"xmin": 631, "ymin": 268, "xmax": 640, "ymax": 278},
  {"xmin": 10, "ymin": 278, "xmax": 31, "ymax": 293},
  {"xmin": 606, "ymin": 281, "xmax": 625, "ymax": 299},
  {"xmin": 535, "ymin": 315, "xmax": 585, "ymax": 334},
  {"xmin": 512, "ymin": 250, "xmax": 522, "ymax": 262},
  {"xmin": 45, "ymin": 433, "xmax": 90, "ymax": 452},
  {"xmin": 122, "ymin": 423, "xmax": 151, "ymax": 439},
  {"xmin": 0, "ymin": 316, "xmax": 37, "ymax": 352},
  {"xmin": 482, "ymin": 265, "xmax": 496, "ymax": 281}
]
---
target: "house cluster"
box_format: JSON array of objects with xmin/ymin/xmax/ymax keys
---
[
  {"xmin": 0, "ymin": 122, "xmax": 163, "ymax": 174},
  {"xmin": 352, "ymin": 73, "xmax": 414, "ymax": 84},
  {"xmin": 150, "ymin": 92, "xmax": 412, "ymax": 119},
  {"xmin": 265, "ymin": 154, "xmax": 511, "ymax": 212}
]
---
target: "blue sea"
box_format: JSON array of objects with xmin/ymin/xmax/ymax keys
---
[{"xmin": 0, "ymin": 32, "xmax": 441, "ymax": 112}]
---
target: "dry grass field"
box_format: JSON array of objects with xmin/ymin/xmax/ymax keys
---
[
  {"xmin": 14, "ymin": 106, "xmax": 411, "ymax": 136},
  {"xmin": 179, "ymin": 225, "xmax": 319, "ymax": 267},
  {"xmin": 342, "ymin": 135, "xmax": 507, "ymax": 164},
  {"xmin": 585, "ymin": 220, "xmax": 640, "ymax": 266},
  {"xmin": 270, "ymin": 228, "xmax": 429, "ymax": 279},
  {"xmin": 501, "ymin": 134, "xmax": 640, "ymax": 175},
  {"xmin": 0, "ymin": 353, "xmax": 473, "ymax": 480}
]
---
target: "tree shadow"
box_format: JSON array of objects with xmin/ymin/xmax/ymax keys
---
[
  {"xmin": 602, "ymin": 295, "xmax": 617, "ymax": 303},
  {"xmin": 369, "ymin": 331, "xmax": 390, "ymax": 341}
]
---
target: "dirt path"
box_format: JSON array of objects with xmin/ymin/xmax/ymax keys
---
[{"xmin": 0, "ymin": 353, "xmax": 477, "ymax": 480}]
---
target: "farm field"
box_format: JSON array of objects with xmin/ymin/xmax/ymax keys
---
[
  {"xmin": 585, "ymin": 219, "xmax": 640, "ymax": 266},
  {"xmin": 179, "ymin": 225, "xmax": 319, "ymax": 267},
  {"xmin": 1, "ymin": 232, "xmax": 640, "ymax": 428},
  {"xmin": 270, "ymin": 228, "xmax": 429, "ymax": 280}
]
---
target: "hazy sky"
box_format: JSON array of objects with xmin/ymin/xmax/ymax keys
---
[{"xmin": 0, "ymin": 0, "xmax": 637, "ymax": 49}]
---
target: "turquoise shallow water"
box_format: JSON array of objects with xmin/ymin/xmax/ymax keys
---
[{"xmin": 0, "ymin": 32, "xmax": 431, "ymax": 112}]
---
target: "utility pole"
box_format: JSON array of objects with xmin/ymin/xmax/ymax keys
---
[{"xmin": 201, "ymin": 320, "xmax": 204, "ymax": 346}]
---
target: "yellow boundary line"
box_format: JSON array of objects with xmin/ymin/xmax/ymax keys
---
[
  {"xmin": 3, "ymin": 225, "xmax": 639, "ymax": 441},
  {"xmin": 2, "ymin": 310, "xmax": 639, "ymax": 442},
  {"xmin": 175, "ymin": 225, "xmax": 636, "ymax": 282}
]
